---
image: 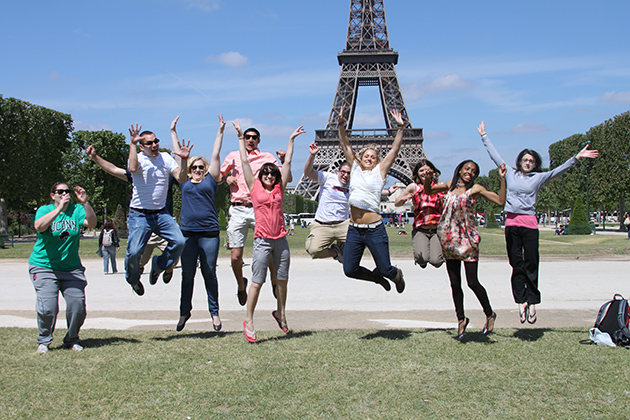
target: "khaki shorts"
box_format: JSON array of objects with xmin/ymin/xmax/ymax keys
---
[
  {"xmin": 226, "ymin": 205, "xmax": 255, "ymax": 249},
  {"xmin": 305, "ymin": 219, "xmax": 349, "ymax": 258}
]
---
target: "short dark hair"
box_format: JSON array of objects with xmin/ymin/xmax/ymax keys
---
[
  {"xmin": 516, "ymin": 149, "xmax": 543, "ymax": 173},
  {"xmin": 412, "ymin": 159, "xmax": 440, "ymax": 184},
  {"xmin": 51, "ymin": 181, "xmax": 70, "ymax": 194},
  {"xmin": 258, "ymin": 162, "xmax": 281, "ymax": 186},
  {"xmin": 449, "ymin": 160, "xmax": 479, "ymax": 192},
  {"xmin": 139, "ymin": 130, "xmax": 154, "ymax": 137},
  {"xmin": 243, "ymin": 128, "xmax": 261, "ymax": 138}
]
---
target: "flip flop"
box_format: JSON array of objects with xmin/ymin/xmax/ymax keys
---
[
  {"xmin": 527, "ymin": 305, "xmax": 537, "ymax": 324},
  {"xmin": 519, "ymin": 303, "xmax": 528, "ymax": 324},
  {"xmin": 243, "ymin": 321, "xmax": 257, "ymax": 343},
  {"xmin": 272, "ymin": 310, "xmax": 289, "ymax": 333}
]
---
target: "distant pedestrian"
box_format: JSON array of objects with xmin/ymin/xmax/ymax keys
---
[
  {"xmin": 99, "ymin": 220, "xmax": 120, "ymax": 274},
  {"xmin": 29, "ymin": 182, "xmax": 97, "ymax": 353},
  {"xmin": 425, "ymin": 160, "xmax": 506, "ymax": 340},
  {"xmin": 479, "ymin": 121, "xmax": 598, "ymax": 324}
]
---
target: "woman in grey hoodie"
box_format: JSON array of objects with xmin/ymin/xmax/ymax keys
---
[{"xmin": 478, "ymin": 121, "xmax": 598, "ymax": 324}]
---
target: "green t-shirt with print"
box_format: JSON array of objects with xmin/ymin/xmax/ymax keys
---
[{"xmin": 29, "ymin": 203, "xmax": 86, "ymax": 271}]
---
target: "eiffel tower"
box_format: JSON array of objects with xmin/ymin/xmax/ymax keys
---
[{"xmin": 293, "ymin": 0, "xmax": 425, "ymax": 200}]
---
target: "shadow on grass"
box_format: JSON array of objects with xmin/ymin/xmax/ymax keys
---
[
  {"xmin": 257, "ymin": 330, "xmax": 314, "ymax": 343},
  {"xmin": 151, "ymin": 331, "xmax": 236, "ymax": 341},
  {"xmin": 455, "ymin": 331, "xmax": 498, "ymax": 344},
  {"xmin": 80, "ymin": 336, "xmax": 141, "ymax": 348},
  {"xmin": 512, "ymin": 328, "xmax": 551, "ymax": 342},
  {"xmin": 359, "ymin": 330, "xmax": 413, "ymax": 340}
]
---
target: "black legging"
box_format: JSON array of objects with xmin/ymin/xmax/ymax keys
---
[{"xmin": 446, "ymin": 259, "xmax": 493, "ymax": 321}]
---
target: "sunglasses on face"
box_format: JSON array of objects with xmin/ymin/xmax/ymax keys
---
[
  {"xmin": 54, "ymin": 189, "xmax": 73, "ymax": 195},
  {"xmin": 142, "ymin": 138, "xmax": 160, "ymax": 146},
  {"xmin": 244, "ymin": 134, "xmax": 259, "ymax": 140},
  {"xmin": 191, "ymin": 165, "xmax": 205, "ymax": 170},
  {"xmin": 261, "ymin": 170, "xmax": 276, "ymax": 176}
]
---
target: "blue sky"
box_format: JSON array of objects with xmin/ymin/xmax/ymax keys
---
[{"xmin": 2, "ymin": 0, "xmax": 630, "ymax": 183}]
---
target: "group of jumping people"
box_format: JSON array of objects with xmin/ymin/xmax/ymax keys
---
[{"xmin": 28, "ymin": 114, "xmax": 598, "ymax": 351}]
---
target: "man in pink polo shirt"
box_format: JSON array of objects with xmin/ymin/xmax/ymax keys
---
[{"xmin": 220, "ymin": 127, "xmax": 289, "ymax": 305}]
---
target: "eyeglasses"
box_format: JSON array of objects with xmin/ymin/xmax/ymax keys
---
[
  {"xmin": 339, "ymin": 170, "xmax": 351, "ymax": 175},
  {"xmin": 522, "ymin": 158, "xmax": 536, "ymax": 164},
  {"xmin": 54, "ymin": 189, "xmax": 72, "ymax": 195},
  {"xmin": 191, "ymin": 165, "xmax": 205, "ymax": 170},
  {"xmin": 142, "ymin": 138, "xmax": 160, "ymax": 146},
  {"xmin": 244, "ymin": 134, "xmax": 259, "ymax": 140}
]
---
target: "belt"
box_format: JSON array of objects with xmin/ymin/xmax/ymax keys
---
[
  {"xmin": 349, "ymin": 220, "xmax": 383, "ymax": 229},
  {"xmin": 231, "ymin": 202, "xmax": 253, "ymax": 208},
  {"xmin": 130, "ymin": 207, "xmax": 165, "ymax": 215},
  {"xmin": 315, "ymin": 219, "xmax": 347, "ymax": 225}
]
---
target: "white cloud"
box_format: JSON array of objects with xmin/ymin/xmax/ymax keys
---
[
  {"xmin": 207, "ymin": 51, "xmax": 249, "ymax": 67},
  {"xmin": 510, "ymin": 122, "xmax": 550, "ymax": 134},
  {"xmin": 73, "ymin": 121, "xmax": 114, "ymax": 132},
  {"xmin": 403, "ymin": 73, "xmax": 472, "ymax": 101},
  {"xmin": 182, "ymin": 0, "xmax": 220, "ymax": 12},
  {"xmin": 600, "ymin": 91, "xmax": 630, "ymax": 104}
]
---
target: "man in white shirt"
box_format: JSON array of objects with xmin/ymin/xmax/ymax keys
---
[
  {"xmin": 303, "ymin": 142, "xmax": 351, "ymax": 262},
  {"xmin": 125, "ymin": 124, "xmax": 191, "ymax": 296}
]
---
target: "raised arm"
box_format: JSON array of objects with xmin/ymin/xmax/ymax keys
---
[
  {"xmin": 127, "ymin": 123, "xmax": 142, "ymax": 173},
  {"xmin": 380, "ymin": 109, "xmax": 405, "ymax": 178},
  {"xmin": 281, "ymin": 126, "xmax": 305, "ymax": 190},
  {"xmin": 472, "ymin": 163, "xmax": 507, "ymax": 205},
  {"xmin": 171, "ymin": 139, "xmax": 193, "ymax": 184},
  {"xmin": 394, "ymin": 183, "xmax": 416, "ymax": 207},
  {"xmin": 170, "ymin": 115, "xmax": 182, "ymax": 165},
  {"xmin": 478, "ymin": 121, "xmax": 505, "ymax": 168},
  {"xmin": 209, "ymin": 114, "xmax": 226, "ymax": 182},
  {"xmin": 337, "ymin": 105, "xmax": 356, "ymax": 166},
  {"xmin": 86, "ymin": 145, "xmax": 128, "ymax": 181},
  {"xmin": 423, "ymin": 168, "xmax": 451, "ymax": 195},
  {"xmin": 235, "ymin": 120, "xmax": 255, "ymax": 191},
  {"xmin": 304, "ymin": 142, "xmax": 319, "ymax": 182},
  {"xmin": 74, "ymin": 186, "xmax": 97, "ymax": 228}
]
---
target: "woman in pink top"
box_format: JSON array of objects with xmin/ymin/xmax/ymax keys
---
[
  {"xmin": 395, "ymin": 159, "xmax": 444, "ymax": 269},
  {"xmin": 236, "ymin": 120, "xmax": 305, "ymax": 343}
]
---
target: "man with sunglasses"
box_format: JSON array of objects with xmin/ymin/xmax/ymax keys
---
[
  {"xmin": 303, "ymin": 142, "xmax": 351, "ymax": 262},
  {"xmin": 220, "ymin": 127, "xmax": 289, "ymax": 305},
  {"xmin": 125, "ymin": 124, "xmax": 192, "ymax": 296}
]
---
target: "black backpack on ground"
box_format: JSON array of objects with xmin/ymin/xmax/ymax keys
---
[{"xmin": 594, "ymin": 294, "xmax": 630, "ymax": 346}]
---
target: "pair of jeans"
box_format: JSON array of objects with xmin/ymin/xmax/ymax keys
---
[
  {"xmin": 343, "ymin": 223, "xmax": 397, "ymax": 281},
  {"xmin": 125, "ymin": 208, "xmax": 185, "ymax": 286},
  {"xmin": 102, "ymin": 245, "xmax": 117, "ymax": 273},
  {"xmin": 180, "ymin": 235, "xmax": 220, "ymax": 317},
  {"xmin": 505, "ymin": 226, "xmax": 540, "ymax": 305}
]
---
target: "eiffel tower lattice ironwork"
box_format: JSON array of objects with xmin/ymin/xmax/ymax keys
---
[{"xmin": 293, "ymin": 0, "xmax": 426, "ymax": 201}]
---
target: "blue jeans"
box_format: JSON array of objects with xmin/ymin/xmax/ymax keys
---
[
  {"xmin": 180, "ymin": 234, "xmax": 220, "ymax": 317},
  {"xmin": 343, "ymin": 223, "xmax": 397, "ymax": 281},
  {"xmin": 125, "ymin": 208, "xmax": 185, "ymax": 286},
  {"xmin": 102, "ymin": 245, "xmax": 117, "ymax": 273}
]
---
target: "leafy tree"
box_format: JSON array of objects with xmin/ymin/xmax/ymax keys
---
[
  {"xmin": 568, "ymin": 196, "xmax": 591, "ymax": 234},
  {"xmin": 113, "ymin": 204, "xmax": 126, "ymax": 233},
  {"xmin": 62, "ymin": 130, "xmax": 129, "ymax": 222},
  {"xmin": 0, "ymin": 96, "xmax": 73, "ymax": 211},
  {"xmin": 474, "ymin": 166, "xmax": 504, "ymax": 228}
]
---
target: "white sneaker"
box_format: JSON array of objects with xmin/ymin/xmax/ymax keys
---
[
  {"xmin": 71, "ymin": 343, "xmax": 83, "ymax": 352},
  {"xmin": 37, "ymin": 344, "xmax": 49, "ymax": 354}
]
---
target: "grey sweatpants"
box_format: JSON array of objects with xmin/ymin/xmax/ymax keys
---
[{"xmin": 29, "ymin": 265, "xmax": 87, "ymax": 347}]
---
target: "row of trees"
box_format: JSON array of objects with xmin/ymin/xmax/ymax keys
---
[
  {"xmin": 475, "ymin": 110, "xmax": 630, "ymax": 231},
  {"xmin": 0, "ymin": 96, "xmax": 317, "ymax": 235}
]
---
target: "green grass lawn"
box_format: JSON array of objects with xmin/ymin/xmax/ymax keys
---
[
  {"xmin": 2, "ymin": 225, "xmax": 630, "ymax": 260},
  {"xmin": 0, "ymin": 327, "xmax": 626, "ymax": 419}
]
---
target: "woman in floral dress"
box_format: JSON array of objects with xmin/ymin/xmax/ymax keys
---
[{"xmin": 425, "ymin": 160, "xmax": 506, "ymax": 340}]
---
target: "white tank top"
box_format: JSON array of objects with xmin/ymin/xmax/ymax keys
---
[{"xmin": 348, "ymin": 161, "xmax": 385, "ymax": 213}]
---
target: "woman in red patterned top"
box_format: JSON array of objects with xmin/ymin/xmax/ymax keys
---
[
  {"xmin": 395, "ymin": 159, "xmax": 444, "ymax": 269},
  {"xmin": 236, "ymin": 120, "xmax": 305, "ymax": 343},
  {"xmin": 425, "ymin": 160, "xmax": 506, "ymax": 340}
]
